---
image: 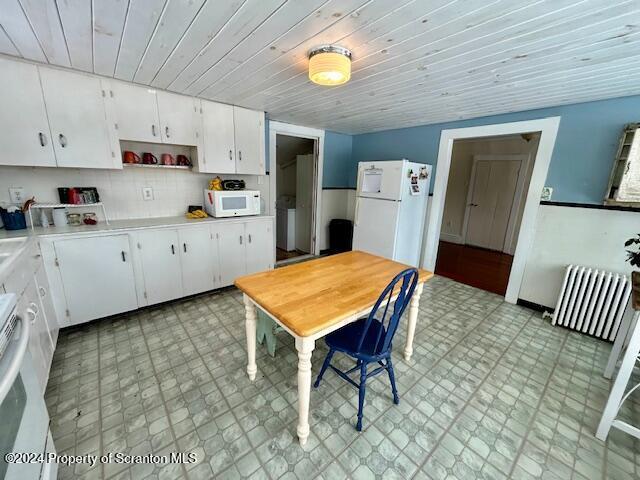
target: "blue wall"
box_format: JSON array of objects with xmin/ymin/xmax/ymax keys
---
[
  {"xmin": 322, "ymin": 131, "xmax": 353, "ymax": 188},
  {"xmin": 347, "ymin": 95, "xmax": 640, "ymax": 203}
]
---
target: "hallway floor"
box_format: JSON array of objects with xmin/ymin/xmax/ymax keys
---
[{"xmin": 435, "ymin": 241, "xmax": 514, "ymax": 296}]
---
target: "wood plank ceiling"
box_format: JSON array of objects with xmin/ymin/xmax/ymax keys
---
[{"xmin": 1, "ymin": 0, "xmax": 639, "ymax": 134}]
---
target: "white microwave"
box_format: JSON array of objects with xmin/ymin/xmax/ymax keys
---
[{"xmin": 204, "ymin": 190, "xmax": 261, "ymax": 217}]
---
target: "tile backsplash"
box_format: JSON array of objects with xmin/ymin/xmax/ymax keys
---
[{"xmin": 0, "ymin": 166, "xmax": 270, "ymax": 222}]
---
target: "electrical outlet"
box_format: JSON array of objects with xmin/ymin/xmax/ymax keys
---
[
  {"xmin": 9, "ymin": 187, "xmax": 25, "ymax": 204},
  {"xmin": 142, "ymin": 187, "xmax": 154, "ymax": 201}
]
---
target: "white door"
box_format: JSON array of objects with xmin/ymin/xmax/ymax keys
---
[
  {"xmin": 234, "ymin": 107, "xmax": 265, "ymax": 174},
  {"xmin": 137, "ymin": 229, "xmax": 183, "ymax": 305},
  {"xmin": 245, "ymin": 220, "xmax": 274, "ymax": 275},
  {"xmin": 34, "ymin": 264, "xmax": 59, "ymax": 349},
  {"xmin": 357, "ymin": 160, "xmax": 404, "ymax": 201},
  {"xmin": 157, "ymin": 91, "xmax": 199, "ymax": 145},
  {"xmin": 200, "ymin": 100, "xmax": 236, "ymax": 173},
  {"xmin": 217, "ymin": 222, "xmax": 246, "ymax": 286},
  {"xmin": 295, "ymin": 154, "xmax": 314, "ymax": 253},
  {"xmin": 110, "ymin": 81, "xmax": 161, "ymax": 143},
  {"xmin": 179, "ymin": 226, "xmax": 215, "ymax": 296},
  {"xmin": 0, "ymin": 58, "xmax": 56, "ymax": 167},
  {"xmin": 465, "ymin": 160, "xmax": 521, "ymax": 251},
  {"xmin": 352, "ymin": 197, "xmax": 400, "ymax": 260},
  {"xmin": 39, "ymin": 68, "xmax": 116, "ymax": 169},
  {"xmin": 54, "ymin": 235, "xmax": 138, "ymax": 324}
]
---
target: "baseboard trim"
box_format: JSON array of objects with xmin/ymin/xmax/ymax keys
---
[
  {"xmin": 439, "ymin": 233, "xmax": 463, "ymax": 244},
  {"xmin": 517, "ymin": 298, "xmax": 553, "ymax": 313}
]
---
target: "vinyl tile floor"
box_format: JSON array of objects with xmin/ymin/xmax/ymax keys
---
[{"xmin": 44, "ymin": 276, "xmax": 640, "ymax": 479}]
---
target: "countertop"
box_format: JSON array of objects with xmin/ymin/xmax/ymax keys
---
[{"xmin": 0, "ymin": 214, "xmax": 275, "ymax": 240}]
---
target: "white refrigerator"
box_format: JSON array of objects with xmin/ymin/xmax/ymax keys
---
[{"xmin": 352, "ymin": 159, "xmax": 432, "ymax": 267}]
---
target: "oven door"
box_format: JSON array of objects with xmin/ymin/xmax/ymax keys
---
[{"xmin": 0, "ymin": 314, "xmax": 50, "ymax": 480}]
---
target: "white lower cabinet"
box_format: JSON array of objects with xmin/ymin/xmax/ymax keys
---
[
  {"xmin": 136, "ymin": 229, "xmax": 183, "ymax": 306},
  {"xmin": 34, "ymin": 264, "xmax": 59, "ymax": 352},
  {"xmin": 41, "ymin": 217, "xmax": 274, "ymax": 325},
  {"xmin": 54, "ymin": 235, "xmax": 138, "ymax": 324},
  {"xmin": 216, "ymin": 222, "xmax": 247, "ymax": 287},
  {"xmin": 179, "ymin": 226, "xmax": 215, "ymax": 296},
  {"xmin": 245, "ymin": 219, "xmax": 274, "ymax": 275},
  {"xmin": 18, "ymin": 277, "xmax": 53, "ymax": 394}
]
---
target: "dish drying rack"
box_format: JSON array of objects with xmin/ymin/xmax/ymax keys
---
[{"xmin": 27, "ymin": 203, "xmax": 110, "ymax": 229}]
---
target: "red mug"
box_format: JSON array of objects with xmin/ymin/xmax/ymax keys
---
[
  {"xmin": 176, "ymin": 155, "xmax": 190, "ymax": 166},
  {"xmin": 142, "ymin": 152, "xmax": 158, "ymax": 165},
  {"xmin": 123, "ymin": 151, "xmax": 141, "ymax": 164},
  {"xmin": 161, "ymin": 153, "xmax": 175, "ymax": 166}
]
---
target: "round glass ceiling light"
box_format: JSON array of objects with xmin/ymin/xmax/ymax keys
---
[{"xmin": 308, "ymin": 45, "xmax": 352, "ymax": 86}]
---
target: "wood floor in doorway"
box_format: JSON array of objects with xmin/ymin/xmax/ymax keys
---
[{"xmin": 435, "ymin": 241, "xmax": 513, "ymax": 296}]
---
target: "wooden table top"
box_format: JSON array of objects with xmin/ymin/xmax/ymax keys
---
[{"xmin": 234, "ymin": 251, "xmax": 433, "ymax": 337}]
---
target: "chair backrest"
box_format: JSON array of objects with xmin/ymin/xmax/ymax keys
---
[{"xmin": 356, "ymin": 268, "xmax": 419, "ymax": 356}]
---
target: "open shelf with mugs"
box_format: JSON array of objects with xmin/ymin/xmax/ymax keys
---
[{"xmin": 120, "ymin": 140, "xmax": 196, "ymax": 169}]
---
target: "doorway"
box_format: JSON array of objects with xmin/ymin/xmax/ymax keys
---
[
  {"xmin": 275, "ymin": 134, "xmax": 315, "ymax": 262},
  {"xmin": 423, "ymin": 117, "xmax": 560, "ymax": 303},
  {"xmin": 435, "ymin": 134, "xmax": 539, "ymax": 295}
]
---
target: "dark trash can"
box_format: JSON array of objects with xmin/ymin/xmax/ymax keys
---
[{"xmin": 329, "ymin": 219, "xmax": 353, "ymax": 253}]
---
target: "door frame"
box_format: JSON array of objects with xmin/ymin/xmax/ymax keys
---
[
  {"xmin": 461, "ymin": 154, "xmax": 528, "ymax": 254},
  {"xmin": 423, "ymin": 117, "xmax": 560, "ymax": 303},
  {"xmin": 269, "ymin": 121, "xmax": 325, "ymax": 258}
]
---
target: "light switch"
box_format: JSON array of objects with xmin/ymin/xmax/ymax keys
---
[
  {"xmin": 9, "ymin": 187, "xmax": 25, "ymax": 204},
  {"xmin": 541, "ymin": 186, "xmax": 553, "ymax": 201},
  {"xmin": 142, "ymin": 187, "xmax": 154, "ymax": 201}
]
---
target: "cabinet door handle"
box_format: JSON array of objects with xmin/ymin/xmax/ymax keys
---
[
  {"xmin": 39, "ymin": 286, "xmax": 46, "ymax": 297},
  {"xmin": 248, "ymin": 234, "xmax": 252, "ymax": 243},
  {"xmin": 58, "ymin": 133, "xmax": 67, "ymax": 148},
  {"xmin": 238, "ymin": 150, "xmax": 242, "ymax": 161},
  {"xmin": 165, "ymin": 126, "xmax": 170, "ymax": 138},
  {"xmin": 38, "ymin": 132, "xmax": 47, "ymax": 147},
  {"xmin": 171, "ymin": 244, "xmax": 175, "ymax": 255},
  {"xmin": 183, "ymin": 243, "xmax": 187, "ymax": 253},
  {"xmin": 26, "ymin": 307, "xmax": 37, "ymax": 324},
  {"xmin": 239, "ymin": 236, "xmax": 243, "ymax": 245},
  {"xmin": 229, "ymin": 150, "xmax": 233, "ymax": 161},
  {"xmin": 152, "ymin": 124, "xmax": 157, "ymax": 137},
  {"xmin": 121, "ymin": 251, "xmax": 126, "ymax": 262}
]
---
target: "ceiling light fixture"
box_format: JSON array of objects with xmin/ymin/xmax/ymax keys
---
[{"xmin": 308, "ymin": 45, "xmax": 352, "ymax": 86}]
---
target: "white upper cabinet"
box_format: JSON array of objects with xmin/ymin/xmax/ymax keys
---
[
  {"xmin": 39, "ymin": 68, "xmax": 117, "ymax": 169},
  {"xmin": 157, "ymin": 91, "xmax": 200, "ymax": 146},
  {"xmin": 200, "ymin": 100, "xmax": 236, "ymax": 174},
  {"xmin": 0, "ymin": 58, "xmax": 56, "ymax": 167},
  {"xmin": 110, "ymin": 81, "xmax": 162, "ymax": 143},
  {"xmin": 234, "ymin": 106, "xmax": 265, "ymax": 175}
]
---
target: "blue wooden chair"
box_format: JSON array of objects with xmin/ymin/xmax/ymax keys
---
[{"xmin": 313, "ymin": 268, "xmax": 419, "ymax": 431}]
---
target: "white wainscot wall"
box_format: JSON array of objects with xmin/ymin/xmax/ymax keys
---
[{"xmin": 519, "ymin": 204, "xmax": 639, "ymax": 309}]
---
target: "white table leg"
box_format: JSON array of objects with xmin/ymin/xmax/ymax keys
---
[
  {"xmin": 295, "ymin": 337, "xmax": 315, "ymax": 446},
  {"xmin": 596, "ymin": 311, "xmax": 640, "ymax": 440},
  {"xmin": 244, "ymin": 294, "xmax": 257, "ymax": 381},
  {"xmin": 604, "ymin": 297, "xmax": 635, "ymax": 379},
  {"xmin": 404, "ymin": 282, "xmax": 424, "ymax": 361}
]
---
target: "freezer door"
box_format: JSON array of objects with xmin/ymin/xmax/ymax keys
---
[
  {"xmin": 352, "ymin": 197, "xmax": 400, "ymax": 260},
  {"xmin": 357, "ymin": 161, "xmax": 405, "ymax": 200}
]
